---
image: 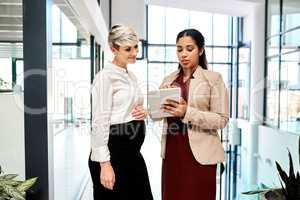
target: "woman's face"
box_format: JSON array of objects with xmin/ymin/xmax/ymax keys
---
[
  {"xmin": 176, "ymin": 36, "xmax": 202, "ymax": 70},
  {"xmin": 112, "ymin": 43, "xmax": 139, "ymax": 65}
]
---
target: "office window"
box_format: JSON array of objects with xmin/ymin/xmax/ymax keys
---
[
  {"xmin": 282, "ymin": 29, "xmax": 300, "ymax": 50},
  {"xmin": 52, "ymin": 5, "xmax": 61, "ymax": 43},
  {"xmin": 148, "ymin": 5, "xmax": 166, "ymax": 44},
  {"xmin": 265, "ymin": 57, "xmax": 280, "ymax": 128},
  {"xmin": 282, "ymin": 0, "xmax": 300, "ymax": 31},
  {"xmin": 147, "ymin": 5, "xmax": 243, "ymax": 119},
  {"xmin": 165, "ymin": 7, "xmax": 189, "ymax": 44},
  {"xmin": 237, "ymin": 46, "xmax": 251, "ymax": 120},
  {"xmin": 267, "ymin": 0, "xmax": 280, "ymax": 37},
  {"xmin": 267, "ymin": 36, "xmax": 280, "ymax": 57},
  {"xmin": 265, "ymin": 0, "xmax": 300, "ymax": 134},
  {"xmin": 189, "ymin": 11, "xmax": 213, "ymax": 45},
  {"xmin": 212, "ymin": 47, "xmax": 231, "ymax": 63},
  {"xmin": 148, "ymin": 63, "xmax": 167, "ymax": 89},
  {"xmin": 148, "ymin": 46, "xmax": 166, "ymax": 62},
  {"xmin": 211, "ymin": 64, "xmax": 231, "ymax": 88},
  {"xmin": 165, "ymin": 46, "xmax": 177, "ymax": 62},
  {"xmin": 205, "ymin": 47, "xmax": 213, "ymax": 62},
  {"xmin": 213, "ymin": 14, "xmax": 230, "ymax": 46},
  {"xmin": 280, "ymin": 52, "xmax": 300, "ymax": 133}
]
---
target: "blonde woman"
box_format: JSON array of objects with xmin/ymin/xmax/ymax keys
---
[{"xmin": 89, "ymin": 25, "xmax": 153, "ymax": 200}]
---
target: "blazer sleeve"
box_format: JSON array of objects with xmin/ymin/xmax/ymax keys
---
[
  {"xmin": 182, "ymin": 73, "xmax": 229, "ymax": 130},
  {"xmin": 90, "ymin": 71, "xmax": 113, "ymax": 162}
]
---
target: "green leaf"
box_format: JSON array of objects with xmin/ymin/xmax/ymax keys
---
[
  {"xmin": 279, "ymin": 179, "xmax": 288, "ymax": 198},
  {"xmin": 2, "ymin": 184, "xmax": 24, "ymax": 200},
  {"xmin": 288, "ymin": 150, "xmax": 295, "ymax": 179},
  {"xmin": 16, "ymin": 177, "xmax": 38, "ymax": 192},
  {"xmin": 0, "ymin": 174, "xmax": 18, "ymax": 180},
  {"xmin": 242, "ymin": 189, "xmax": 269, "ymax": 195},
  {"xmin": 0, "ymin": 179, "xmax": 22, "ymax": 186},
  {"xmin": 276, "ymin": 161, "xmax": 289, "ymax": 185}
]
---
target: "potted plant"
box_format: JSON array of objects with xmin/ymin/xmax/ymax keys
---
[
  {"xmin": 242, "ymin": 138, "xmax": 300, "ymax": 200},
  {"xmin": 0, "ymin": 165, "xmax": 37, "ymax": 200},
  {"xmin": 0, "ymin": 78, "xmax": 10, "ymax": 91}
]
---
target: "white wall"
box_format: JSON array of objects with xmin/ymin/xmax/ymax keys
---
[
  {"xmin": 257, "ymin": 126, "xmax": 300, "ymax": 186},
  {"xmin": 147, "ymin": 0, "xmax": 256, "ymax": 16},
  {"xmin": 111, "ymin": 0, "xmax": 146, "ymax": 40},
  {"xmin": 0, "ymin": 93, "xmax": 25, "ymax": 179},
  {"xmin": 100, "ymin": 0, "xmax": 110, "ymax": 30}
]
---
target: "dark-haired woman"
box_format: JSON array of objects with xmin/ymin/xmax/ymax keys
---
[{"xmin": 159, "ymin": 29, "xmax": 229, "ymax": 200}]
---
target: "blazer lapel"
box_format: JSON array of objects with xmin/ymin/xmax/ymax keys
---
[{"xmin": 187, "ymin": 66, "xmax": 206, "ymax": 104}]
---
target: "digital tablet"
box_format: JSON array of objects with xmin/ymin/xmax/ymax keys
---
[{"xmin": 148, "ymin": 87, "xmax": 181, "ymax": 119}]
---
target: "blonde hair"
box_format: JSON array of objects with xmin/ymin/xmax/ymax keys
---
[{"xmin": 108, "ymin": 24, "xmax": 139, "ymax": 47}]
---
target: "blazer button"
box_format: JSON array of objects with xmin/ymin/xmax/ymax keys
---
[{"xmin": 188, "ymin": 121, "xmax": 192, "ymax": 129}]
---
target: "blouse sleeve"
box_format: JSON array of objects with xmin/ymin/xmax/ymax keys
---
[{"xmin": 90, "ymin": 71, "xmax": 113, "ymax": 162}]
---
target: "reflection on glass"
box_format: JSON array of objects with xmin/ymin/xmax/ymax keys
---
[
  {"xmin": 266, "ymin": 57, "xmax": 280, "ymax": 128},
  {"xmin": 165, "ymin": 7, "xmax": 189, "ymax": 44},
  {"xmin": 148, "ymin": 5, "xmax": 166, "ymax": 44},
  {"xmin": 267, "ymin": 0, "xmax": 280, "ymax": 36}
]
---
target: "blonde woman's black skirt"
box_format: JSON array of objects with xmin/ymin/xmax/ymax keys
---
[{"xmin": 88, "ymin": 120, "xmax": 153, "ymax": 200}]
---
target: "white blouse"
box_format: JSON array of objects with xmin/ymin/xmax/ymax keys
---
[{"xmin": 90, "ymin": 62, "xmax": 144, "ymax": 162}]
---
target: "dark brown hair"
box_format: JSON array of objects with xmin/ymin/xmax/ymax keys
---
[{"xmin": 176, "ymin": 29, "xmax": 208, "ymax": 70}]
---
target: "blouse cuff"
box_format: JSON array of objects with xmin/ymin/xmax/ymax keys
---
[{"xmin": 90, "ymin": 146, "xmax": 110, "ymax": 162}]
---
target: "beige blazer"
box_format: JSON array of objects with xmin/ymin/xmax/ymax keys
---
[{"xmin": 160, "ymin": 66, "xmax": 229, "ymax": 165}]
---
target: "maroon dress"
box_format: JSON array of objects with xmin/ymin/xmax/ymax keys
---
[{"xmin": 162, "ymin": 73, "xmax": 217, "ymax": 200}]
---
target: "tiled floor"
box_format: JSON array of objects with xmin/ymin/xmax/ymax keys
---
[{"xmin": 54, "ymin": 123, "xmax": 91, "ymax": 200}]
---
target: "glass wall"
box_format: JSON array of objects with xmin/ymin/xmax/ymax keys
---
[
  {"xmin": 51, "ymin": 4, "xmax": 92, "ymax": 200},
  {"xmin": 237, "ymin": 45, "xmax": 251, "ymax": 120},
  {"xmin": 265, "ymin": 0, "xmax": 300, "ymax": 134},
  {"xmin": 0, "ymin": 0, "xmax": 25, "ymax": 180}
]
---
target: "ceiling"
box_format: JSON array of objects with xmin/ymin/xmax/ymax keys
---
[
  {"xmin": 147, "ymin": 0, "xmax": 260, "ymax": 16},
  {"xmin": 0, "ymin": 0, "xmax": 88, "ymax": 43},
  {"xmin": 0, "ymin": 0, "xmax": 90, "ymax": 58},
  {"xmin": 0, "ymin": 0, "xmax": 22, "ymax": 42}
]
